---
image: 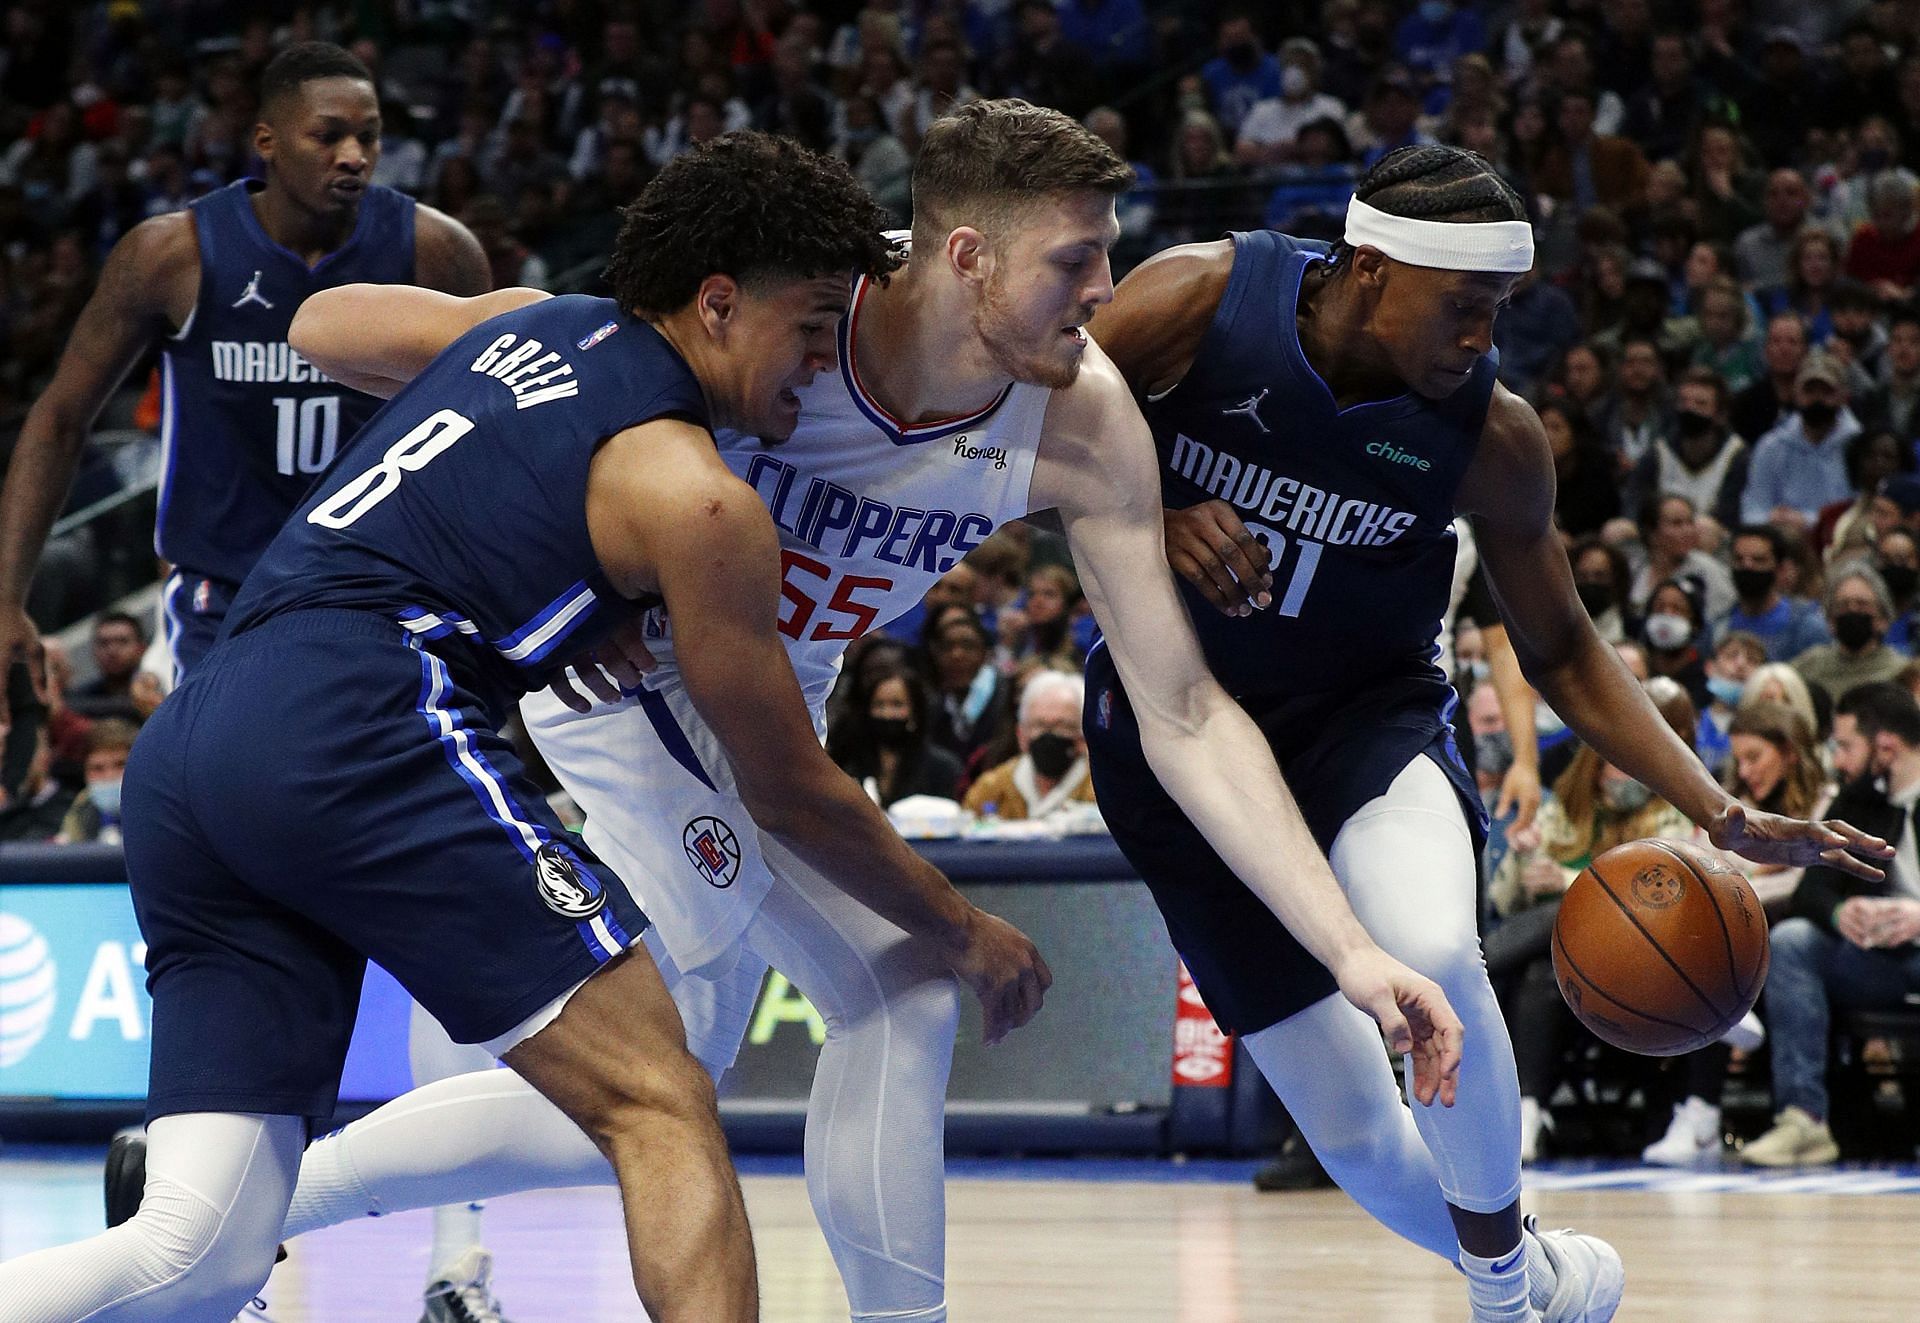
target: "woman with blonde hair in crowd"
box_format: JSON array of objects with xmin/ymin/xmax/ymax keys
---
[
  {"xmin": 1641, "ymin": 700, "xmax": 1832, "ymax": 1165},
  {"xmin": 1485, "ymin": 685, "xmax": 1700, "ymax": 1161},
  {"xmin": 1741, "ymin": 661, "xmax": 1822, "ymax": 750}
]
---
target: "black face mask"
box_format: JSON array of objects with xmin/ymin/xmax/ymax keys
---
[
  {"xmin": 1732, "ymin": 567, "xmax": 1777, "ymax": 601},
  {"xmin": 1675, "ymin": 410, "xmax": 1716, "ymax": 440},
  {"xmin": 1576, "ymin": 581, "xmax": 1614, "ymax": 617},
  {"xmin": 870, "ymin": 717, "xmax": 916, "ymax": 749},
  {"xmin": 1884, "ymin": 565, "xmax": 1920, "ymax": 601},
  {"xmin": 1833, "ymin": 610, "xmax": 1879, "ymax": 650},
  {"xmin": 1028, "ymin": 732, "xmax": 1077, "ymax": 780},
  {"xmin": 1802, "ymin": 402, "xmax": 1840, "ymax": 430}
]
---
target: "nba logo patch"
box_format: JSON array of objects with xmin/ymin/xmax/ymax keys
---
[
  {"xmin": 683, "ymin": 816, "xmax": 742, "ymax": 888},
  {"xmin": 577, "ymin": 320, "xmax": 619, "ymax": 351},
  {"xmin": 192, "ymin": 579, "xmax": 212, "ymax": 614},
  {"xmin": 1096, "ymin": 688, "xmax": 1113, "ymax": 731}
]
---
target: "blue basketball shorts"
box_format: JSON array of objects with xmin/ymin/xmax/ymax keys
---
[
  {"xmin": 1083, "ymin": 642, "xmax": 1484, "ymax": 1035},
  {"xmin": 124, "ymin": 609, "xmax": 648, "ymax": 1124}
]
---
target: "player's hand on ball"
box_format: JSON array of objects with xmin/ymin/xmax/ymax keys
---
[
  {"xmin": 547, "ymin": 618, "xmax": 660, "ymax": 712},
  {"xmin": 1163, "ymin": 500, "xmax": 1273, "ymax": 617},
  {"xmin": 1333, "ymin": 947, "xmax": 1463, "ymax": 1107},
  {"xmin": 1707, "ymin": 801, "xmax": 1892, "ymax": 881},
  {"xmin": 942, "ymin": 906, "xmax": 1053, "ymax": 1046}
]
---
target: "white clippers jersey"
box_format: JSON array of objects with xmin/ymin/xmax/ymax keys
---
[
  {"xmin": 636, "ymin": 266, "xmax": 1050, "ymax": 711},
  {"xmin": 521, "ymin": 258, "xmax": 1050, "ymax": 973}
]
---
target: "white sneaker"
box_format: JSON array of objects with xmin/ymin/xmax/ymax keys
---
[
  {"xmin": 1519, "ymin": 1097, "xmax": 1550, "ymax": 1165},
  {"xmin": 1641, "ymin": 1097, "xmax": 1722, "ymax": 1166},
  {"xmin": 421, "ymin": 1248, "xmax": 515, "ymax": 1323},
  {"xmin": 1720, "ymin": 1011, "xmax": 1765, "ymax": 1052},
  {"xmin": 1524, "ymin": 1215, "xmax": 1626, "ymax": 1323}
]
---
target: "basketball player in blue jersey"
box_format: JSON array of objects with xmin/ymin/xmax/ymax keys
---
[
  {"xmin": 0, "ymin": 133, "xmax": 1054, "ymax": 1323},
  {"xmin": 0, "ymin": 44, "xmax": 518, "ymax": 1318},
  {"xmin": 204, "ymin": 104, "xmax": 1483, "ymax": 1323},
  {"xmin": 1079, "ymin": 144, "xmax": 1894, "ymax": 1323}
]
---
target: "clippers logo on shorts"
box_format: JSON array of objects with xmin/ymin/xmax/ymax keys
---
[
  {"xmin": 684, "ymin": 816, "xmax": 741, "ymax": 888},
  {"xmin": 534, "ymin": 842, "xmax": 606, "ymax": 918},
  {"xmin": 1631, "ymin": 864, "xmax": 1685, "ymax": 909}
]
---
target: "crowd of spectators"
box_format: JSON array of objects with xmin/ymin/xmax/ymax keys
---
[{"xmin": 8, "ymin": 1, "xmax": 1920, "ymax": 1165}]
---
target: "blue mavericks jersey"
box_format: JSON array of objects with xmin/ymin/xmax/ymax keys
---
[
  {"xmin": 158, "ymin": 179, "xmax": 416, "ymax": 584},
  {"xmin": 1143, "ymin": 229, "xmax": 1495, "ymax": 708},
  {"xmin": 227, "ymin": 296, "xmax": 706, "ymax": 709}
]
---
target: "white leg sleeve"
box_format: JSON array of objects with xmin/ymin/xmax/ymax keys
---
[
  {"xmin": 406, "ymin": 1000, "xmax": 502, "ymax": 1276},
  {"xmin": 1243, "ymin": 999, "xmax": 1460, "ymax": 1259},
  {"xmin": 743, "ymin": 839, "xmax": 962, "ymax": 1323},
  {"xmin": 283, "ymin": 927, "xmax": 759, "ymax": 1241},
  {"xmin": 1330, "ymin": 754, "xmax": 1523, "ymax": 1215},
  {"xmin": 0, "ymin": 1112, "xmax": 302, "ymax": 1323}
]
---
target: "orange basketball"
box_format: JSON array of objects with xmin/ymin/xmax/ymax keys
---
[{"xmin": 1550, "ymin": 838, "xmax": 1770, "ymax": 1057}]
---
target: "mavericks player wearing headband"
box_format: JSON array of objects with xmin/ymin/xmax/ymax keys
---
[{"xmin": 1085, "ymin": 144, "xmax": 1891, "ymax": 1323}]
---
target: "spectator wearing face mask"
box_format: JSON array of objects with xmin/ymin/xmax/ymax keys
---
[
  {"xmin": 1715, "ymin": 524, "xmax": 1832, "ymax": 660},
  {"xmin": 1641, "ymin": 577, "xmax": 1711, "ymax": 711},
  {"xmin": 1569, "ymin": 536, "xmax": 1631, "ymax": 643},
  {"xmin": 1792, "ymin": 564, "xmax": 1911, "ymax": 702},
  {"xmin": 1625, "ymin": 366, "xmax": 1749, "ymax": 530},
  {"xmin": 1698, "ymin": 630, "xmax": 1767, "ymax": 775},
  {"xmin": 1742, "ymin": 351, "xmax": 1865, "ymax": 532},
  {"xmin": 827, "ymin": 664, "xmax": 963, "ymax": 809},
  {"xmin": 1880, "ymin": 526, "xmax": 1920, "ymax": 652},
  {"xmin": 55, "ymin": 718, "xmax": 138, "ymax": 845},
  {"xmin": 962, "ymin": 670, "xmax": 1098, "ymax": 822}
]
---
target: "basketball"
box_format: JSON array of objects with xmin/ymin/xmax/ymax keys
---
[{"xmin": 1551, "ymin": 838, "xmax": 1770, "ymax": 1057}]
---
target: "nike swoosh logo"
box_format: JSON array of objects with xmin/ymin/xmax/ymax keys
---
[{"xmin": 1492, "ymin": 1247, "xmax": 1526, "ymax": 1275}]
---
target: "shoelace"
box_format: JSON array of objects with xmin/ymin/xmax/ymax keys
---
[{"xmin": 430, "ymin": 1278, "xmax": 507, "ymax": 1323}]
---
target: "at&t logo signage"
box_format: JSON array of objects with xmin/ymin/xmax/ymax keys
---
[{"xmin": 0, "ymin": 912, "xmax": 57, "ymax": 1067}]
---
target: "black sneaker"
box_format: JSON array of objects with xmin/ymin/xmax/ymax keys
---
[
  {"xmin": 1251, "ymin": 1135, "xmax": 1334, "ymax": 1191},
  {"xmin": 103, "ymin": 1129, "xmax": 146, "ymax": 1228}
]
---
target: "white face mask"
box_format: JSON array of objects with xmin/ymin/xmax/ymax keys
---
[
  {"xmin": 1644, "ymin": 612, "xmax": 1694, "ymax": 651},
  {"xmin": 1282, "ymin": 64, "xmax": 1311, "ymax": 98}
]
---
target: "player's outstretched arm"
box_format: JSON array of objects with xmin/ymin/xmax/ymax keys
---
[
  {"xmin": 586, "ymin": 423, "xmax": 1052, "ymax": 1045},
  {"xmin": 1032, "ymin": 346, "xmax": 1462, "ymax": 1105},
  {"xmin": 288, "ymin": 285, "xmax": 549, "ymax": 398},
  {"xmin": 1466, "ymin": 387, "xmax": 1892, "ymax": 880},
  {"xmin": 0, "ymin": 214, "xmax": 193, "ymax": 728}
]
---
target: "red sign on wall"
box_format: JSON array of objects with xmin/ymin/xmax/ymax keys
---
[{"xmin": 1172, "ymin": 960, "xmax": 1233, "ymax": 1087}]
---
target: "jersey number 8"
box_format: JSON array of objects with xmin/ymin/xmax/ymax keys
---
[{"xmin": 308, "ymin": 408, "xmax": 476, "ymax": 530}]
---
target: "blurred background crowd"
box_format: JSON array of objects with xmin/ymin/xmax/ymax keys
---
[{"xmin": 6, "ymin": 0, "xmax": 1920, "ymax": 1171}]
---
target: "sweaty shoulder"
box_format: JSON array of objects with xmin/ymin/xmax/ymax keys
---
[
  {"xmin": 107, "ymin": 211, "xmax": 200, "ymax": 326},
  {"xmin": 1458, "ymin": 383, "xmax": 1554, "ymax": 527},
  {"xmin": 1088, "ymin": 239, "xmax": 1234, "ymax": 399},
  {"xmin": 412, "ymin": 202, "xmax": 492, "ymax": 297}
]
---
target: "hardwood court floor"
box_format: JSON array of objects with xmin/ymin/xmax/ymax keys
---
[{"xmin": 2, "ymin": 1152, "xmax": 1915, "ymax": 1320}]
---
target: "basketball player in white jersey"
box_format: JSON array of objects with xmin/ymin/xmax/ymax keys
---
[{"xmin": 252, "ymin": 105, "xmax": 1465, "ymax": 1322}]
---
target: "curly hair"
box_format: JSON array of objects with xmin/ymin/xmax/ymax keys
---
[{"xmin": 607, "ymin": 131, "xmax": 901, "ymax": 317}]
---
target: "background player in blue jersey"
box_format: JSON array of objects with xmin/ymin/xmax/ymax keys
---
[
  {"xmin": 0, "ymin": 43, "xmax": 516, "ymax": 1318},
  {"xmin": 1084, "ymin": 145, "xmax": 1895, "ymax": 1323},
  {"xmin": 0, "ymin": 133, "xmax": 1050, "ymax": 1323}
]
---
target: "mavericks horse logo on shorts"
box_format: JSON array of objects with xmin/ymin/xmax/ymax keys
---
[
  {"xmin": 684, "ymin": 816, "xmax": 741, "ymax": 888},
  {"xmin": 534, "ymin": 842, "xmax": 606, "ymax": 919}
]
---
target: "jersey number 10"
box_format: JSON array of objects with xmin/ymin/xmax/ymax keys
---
[{"xmin": 273, "ymin": 395, "xmax": 341, "ymax": 476}]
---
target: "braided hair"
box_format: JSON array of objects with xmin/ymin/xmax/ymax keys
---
[{"xmin": 1330, "ymin": 144, "xmax": 1526, "ymax": 267}]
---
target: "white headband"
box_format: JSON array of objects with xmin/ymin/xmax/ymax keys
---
[{"xmin": 1343, "ymin": 196, "xmax": 1534, "ymax": 273}]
